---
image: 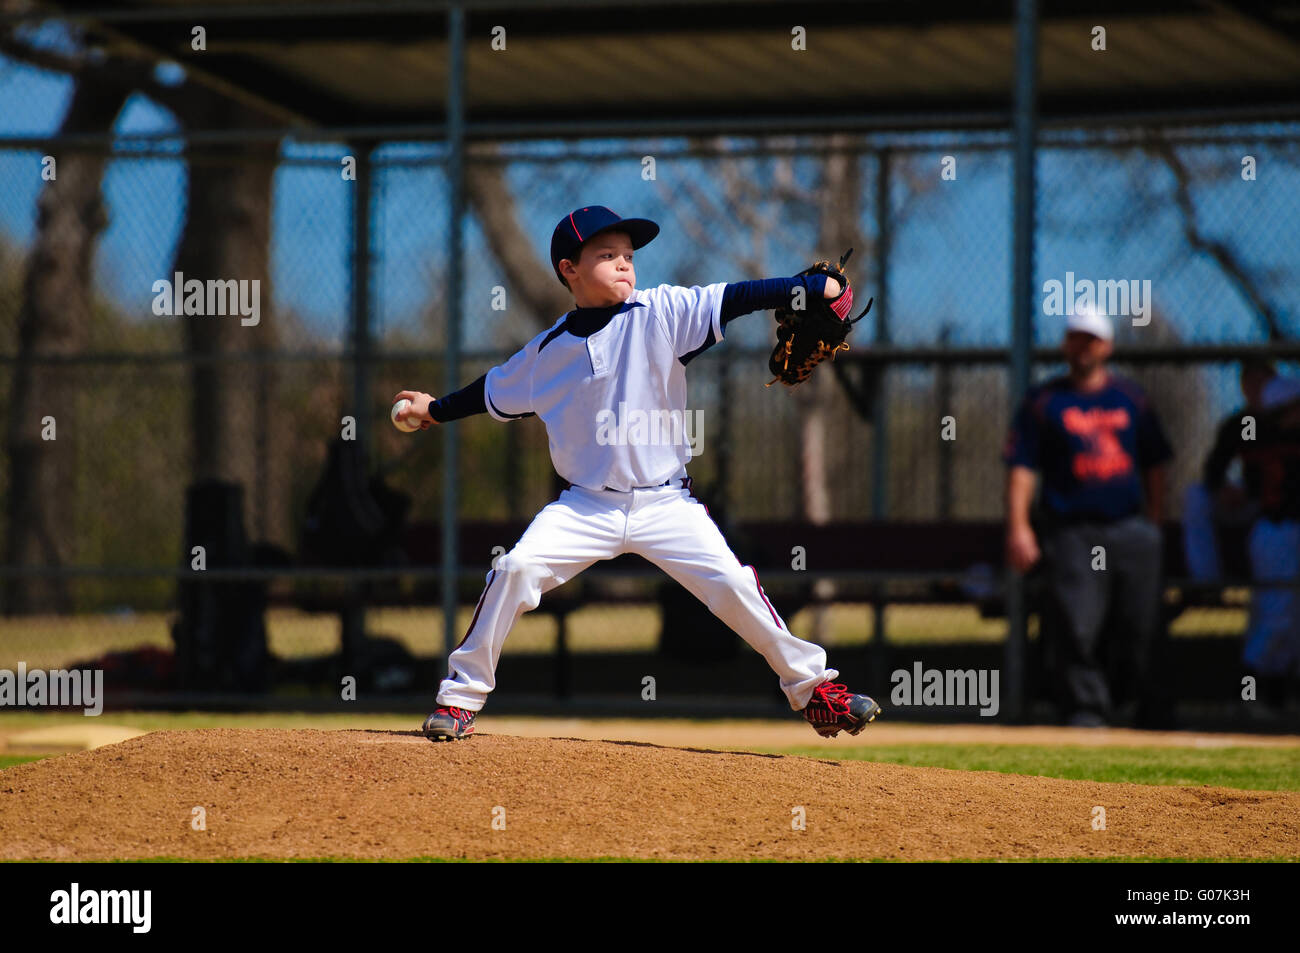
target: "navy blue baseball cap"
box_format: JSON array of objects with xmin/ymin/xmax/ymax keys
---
[{"xmin": 550, "ymin": 206, "xmax": 659, "ymax": 285}]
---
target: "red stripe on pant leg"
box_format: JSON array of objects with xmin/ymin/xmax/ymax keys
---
[
  {"xmin": 683, "ymin": 476, "xmax": 710, "ymax": 517},
  {"xmin": 750, "ymin": 565, "xmax": 783, "ymax": 630},
  {"xmin": 455, "ymin": 568, "xmax": 497, "ymax": 652}
]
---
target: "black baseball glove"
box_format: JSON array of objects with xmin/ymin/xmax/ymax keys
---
[{"xmin": 767, "ymin": 248, "xmax": 872, "ymax": 388}]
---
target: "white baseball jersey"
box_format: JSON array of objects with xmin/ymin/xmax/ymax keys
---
[{"xmin": 483, "ymin": 283, "xmax": 726, "ymax": 492}]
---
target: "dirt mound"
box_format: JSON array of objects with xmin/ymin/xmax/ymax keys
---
[{"xmin": 1, "ymin": 729, "xmax": 1296, "ymax": 860}]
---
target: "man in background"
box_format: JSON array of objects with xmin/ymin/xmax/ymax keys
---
[
  {"xmin": 1003, "ymin": 307, "xmax": 1173, "ymax": 727},
  {"xmin": 1181, "ymin": 360, "xmax": 1277, "ymax": 581}
]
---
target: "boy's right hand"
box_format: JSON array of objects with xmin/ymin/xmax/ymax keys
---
[{"xmin": 393, "ymin": 390, "xmax": 438, "ymax": 430}]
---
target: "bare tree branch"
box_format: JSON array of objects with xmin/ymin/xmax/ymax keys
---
[
  {"xmin": 1148, "ymin": 141, "xmax": 1282, "ymax": 341},
  {"xmin": 0, "ymin": 25, "xmax": 295, "ymax": 129},
  {"xmin": 464, "ymin": 149, "xmax": 573, "ymax": 331}
]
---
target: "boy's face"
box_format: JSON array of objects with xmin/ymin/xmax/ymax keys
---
[{"xmin": 561, "ymin": 230, "xmax": 636, "ymax": 307}]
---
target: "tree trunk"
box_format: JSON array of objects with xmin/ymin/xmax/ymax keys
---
[
  {"xmin": 465, "ymin": 148, "xmax": 574, "ymax": 329},
  {"xmin": 3, "ymin": 81, "xmax": 128, "ymax": 614},
  {"xmin": 173, "ymin": 99, "xmax": 285, "ymax": 548}
]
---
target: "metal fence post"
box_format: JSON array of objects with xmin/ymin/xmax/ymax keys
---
[
  {"xmin": 351, "ymin": 145, "xmax": 373, "ymax": 460},
  {"xmin": 442, "ymin": 4, "xmax": 467, "ymax": 662},
  {"xmin": 1006, "ymin": 0, "xmax": 1040, "ymax": 723},
  {"xmin": 342, "ymin": 141, "xmax": 374, "ymax": 673},
  {"xmin": 937, "ymin": 324, "xmax": 953, "ymax": 520},
  {"xmin": 870, "ymin": 147, "xmax": 892, "ymax": 681}
]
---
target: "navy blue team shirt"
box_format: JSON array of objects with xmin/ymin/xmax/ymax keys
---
[{"xmin": 1003, "ymin": 373, "xmax": 1173, "ymax": 522}]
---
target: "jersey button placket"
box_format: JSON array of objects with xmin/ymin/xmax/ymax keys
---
[{"xmin": 587, "ymin": 336, "xmax": 609, "ymax": 378}]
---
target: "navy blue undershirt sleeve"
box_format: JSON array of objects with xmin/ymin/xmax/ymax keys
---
[
  {"xmin": 428, "ymin": 374, "xmax": 489, "ymax": 423},
  {"xmin": 720, "ymin": 274, "xmax": 830, "ymax": 326}
]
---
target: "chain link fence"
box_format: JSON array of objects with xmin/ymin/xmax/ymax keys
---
[{"xmin": 1, "ymin": 117, "xmax": 1297, "ymax": 692}]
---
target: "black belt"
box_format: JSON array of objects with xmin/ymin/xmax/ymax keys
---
[
  {"xmin": 566, "ymin": 479, "xmax": 677, "ymax": 492},
  {"xmin": 604, "ymin": 479, "xmax": 671, "ymax": 491}
]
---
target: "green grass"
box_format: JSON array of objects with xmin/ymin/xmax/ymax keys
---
[
  {"xmin": 764, "ymin": 744, "xmax": 1300, "ymax": 791},
  {"xmin": 0, "ymin": 754, "xmax": 48, "ymax": 770}
]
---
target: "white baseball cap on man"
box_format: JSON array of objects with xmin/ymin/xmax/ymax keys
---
[{"xmin": 1065, "ymin": 305, "xmax": 1114, "ymax": 342}]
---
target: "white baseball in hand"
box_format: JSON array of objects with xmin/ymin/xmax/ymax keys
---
[{"xmin": 391, "ymin": 399, "xmax": 420, "ymax": 433}]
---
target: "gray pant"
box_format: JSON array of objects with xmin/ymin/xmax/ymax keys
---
[{"xmin": 1038, "ymin": 515, "xmax": 1165, "ymax": 721}]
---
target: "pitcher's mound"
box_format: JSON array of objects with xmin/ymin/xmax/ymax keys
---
[{"xmin": 1, "ymin": 729, "xmax": 1296, "ymax": 861}]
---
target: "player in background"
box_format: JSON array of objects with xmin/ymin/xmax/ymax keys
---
[
  {"xmin": 1184, "ymin": 359, "xmax": 1300, "ymax": 710},
  {"xmin": 395, "ymin": 206, "xmax": 881, "ymax": 740},
  {"xmin": 1003, "ymin": 307, "xmax": 1174, "ymax": 728}
]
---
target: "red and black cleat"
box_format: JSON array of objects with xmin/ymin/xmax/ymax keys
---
[
  {"xmin": 422, "ymin": 706, "xmax": 476, "ymax": 741},
  {"xmin": 802, "ymin": 682, "xmax": 881, "ymax": 738}
]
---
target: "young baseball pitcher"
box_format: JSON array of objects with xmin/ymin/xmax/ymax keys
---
[{"xmin": 394, "ymin": 205, "xmax": 881, "ymax": 740}]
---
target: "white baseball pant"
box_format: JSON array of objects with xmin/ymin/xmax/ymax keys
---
[{"xmin": 436, "ymin": 479, "xmax": 838, "ymax": 711}]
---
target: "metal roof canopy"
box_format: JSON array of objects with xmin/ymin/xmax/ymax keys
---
[{"xmin": 16, "ymin": 0, "xmax": 1300, "ymax": 140}]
